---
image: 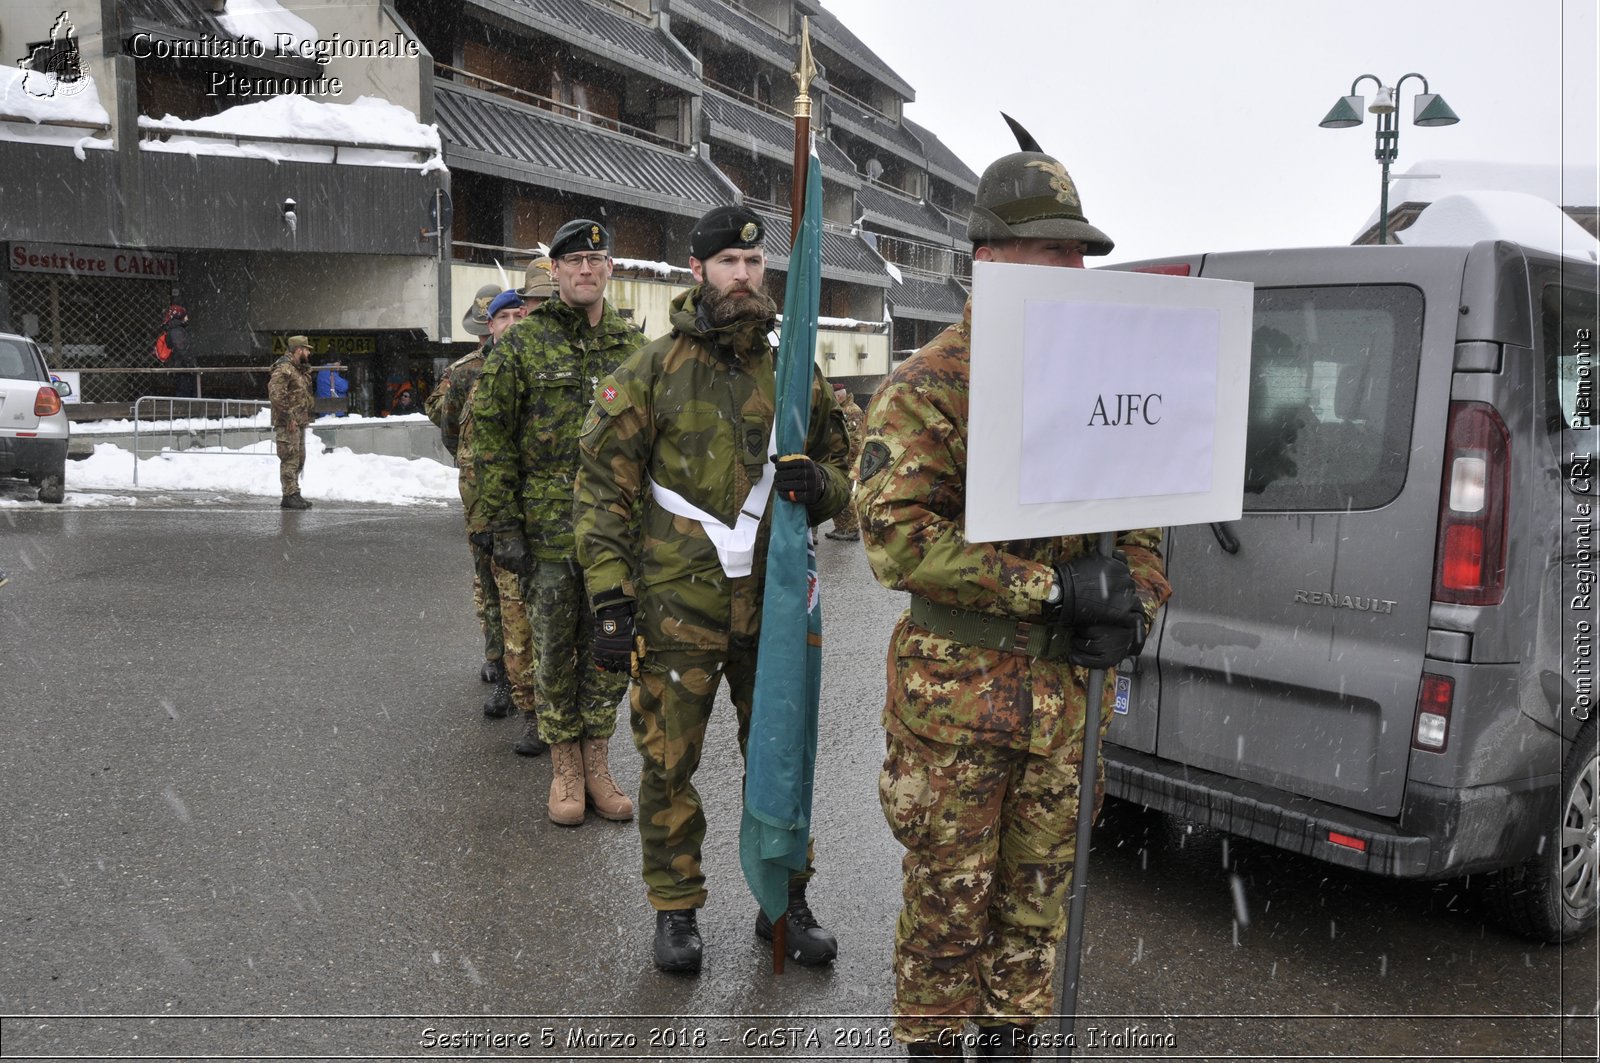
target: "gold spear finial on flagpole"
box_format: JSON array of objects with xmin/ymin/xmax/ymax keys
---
[
  {"xmin": 788, "ymin": 17, "xmax": 816, "ymax": 245},
  {"xmin": 792, "ymin": 16, "xmax": 816, "ymax": 119}
]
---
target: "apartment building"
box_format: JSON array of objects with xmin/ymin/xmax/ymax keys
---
[{"xmin": 0, "ymin": 0, "xmax": 976, "ymax": 413}]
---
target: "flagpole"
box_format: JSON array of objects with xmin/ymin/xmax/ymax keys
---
[{"xmin": 760, "ymin": 16, "xmax": 817, "ymax": 977}]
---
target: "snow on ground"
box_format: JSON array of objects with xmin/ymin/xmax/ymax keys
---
[{"xmin": 0, "ymin": 428, "xmax": 459, "ymax": 509}]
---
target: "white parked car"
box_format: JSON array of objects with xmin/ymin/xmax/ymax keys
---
[{"xmin": 0, "ymin": 331, "xmax": 70, "ymax": 503}]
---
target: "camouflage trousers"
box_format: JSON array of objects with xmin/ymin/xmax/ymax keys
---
[
  {"xmin": 469, "ymin": 534, "xmax": 504, "ymax": 663},
  {"xmin": 830, "ymin": 486, "xmax": 860, "ymax": 536},
  {"xmin": 493, "ymin": 560, "xmax": 538, "ymax": 715},
  {"xmin": 524, "ymin": 561, "xmax": 627, "ymax": 743},
  {"xmin": 878, "ymin": 718, "xmax": 1088, "ymax": 1043},
  {"xmin": 629, "ymin": 645, "xmax": 816, "ymax": 910},
  {"xmin": 274, "ymin": 427, "xmax": 305, "ymax": 496}
]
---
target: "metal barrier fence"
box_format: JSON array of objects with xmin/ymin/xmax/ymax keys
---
[{"xmin": 131, "ymin": 396, "xmax": 275, "ymax": 486}]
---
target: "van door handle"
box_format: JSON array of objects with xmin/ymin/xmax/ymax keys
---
[{"xmin": 1210, "ymin": 521, "xmax": 1240, "ymax": 554}]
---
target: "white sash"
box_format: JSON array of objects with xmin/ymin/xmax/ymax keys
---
[{"xmin": 649, "ymin": 424, "xmax": 777, "ymax": 577}]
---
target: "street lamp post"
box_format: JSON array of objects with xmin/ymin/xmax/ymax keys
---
[{"xmin": 1320, "ymin": 73, "xmax": 1460, "ymax": 244}]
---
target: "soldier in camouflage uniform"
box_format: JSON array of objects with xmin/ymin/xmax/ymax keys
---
[
  {"xmin": 858, "ymin": 148, "xmax": 1172, "ymax": 1058},
  {"xmin": 429, "ymin": 286, "xmax": 547, "ymax": 738},
  {"xmin": 574, "ymin": 205, "xmax": 852, "ymax": 975},
  {"xmin": 824, "ymin": 382, "xmax": 865, "ymax": 541},
  {"xmin": 268, "ymin": 336, "xmax": 316, "ymax": 510},
  {"xmin": 474, "ymin": 222, "xmax": 642, "ymax": 826},
  {"xmin": 431, "ymin": 283, "xmax": 508, "ymax": 700}
]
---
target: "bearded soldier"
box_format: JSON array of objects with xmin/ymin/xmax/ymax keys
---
[
  {"xmin": 473, "ymin": 222, "xmax": 642, "ymax": 825},
  {"xmin": 858, "ymin": 147, "xmax": 1172, "ymax": 1058},
  {"xmin": 268, "ymin": 335, "xmax": 316, "ymax": 510},
  {"xmin": 574, "ymin": 205, "xmax": 852, "ymax": 974}
]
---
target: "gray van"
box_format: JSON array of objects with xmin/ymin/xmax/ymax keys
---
[{"xmin": 1104, "ymin": 238, "xmax": 1597, "ymax": 942}]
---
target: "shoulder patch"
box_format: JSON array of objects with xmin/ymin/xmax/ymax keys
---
[
  {"xmin": 859, "ymin": 440, "xmax": 892, "ymax": 482},
  {"xmin": 595, "ymin": 378, "xmax": 630, "ymax": 414},
  {"xmin": 580, "ymin": 402, "xmax": 606, "ymax": 437}
]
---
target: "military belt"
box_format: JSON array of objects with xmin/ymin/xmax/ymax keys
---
[{"xmin": 908, "ymin": 595, "xmax": 1072, "ymax": 662}]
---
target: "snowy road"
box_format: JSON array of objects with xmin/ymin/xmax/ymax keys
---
[{"xmin": 1, "ymin": 500, "xmax": 1594, "ymax": 1059}]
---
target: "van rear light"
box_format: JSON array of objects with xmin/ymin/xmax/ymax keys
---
[
  {"xmin": 1132, "ymin": 263, "xmax": 1192, "ymax": 276},
  {"xmin": 1432, "ymin": 401, "xmax": 1509, "ymax": 605},
  {"xmin": 1413, "ymin": 673, "xmax": 1454, "ymax": 752},
  {"xmin": 34, "ymin": 387, "xmax": 62, "ymax": 417},
  {"xmin": 1327, "ymin": 831, "xmax": 1368, "ymax": 852}
]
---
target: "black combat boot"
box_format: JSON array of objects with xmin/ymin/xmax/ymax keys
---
[
  {"xmin": 905, "ymin": 1038, "xmax": 963, "ymax": 1057},
  {"xmin": 653, "ymin": 909, "xmax": 703, "ymax": 974},
  {"xmin": 512, "ymin": 712, "xmax": 548, "ymax": 755},
  {"xmin": 481, "ymin": 659, "xmax": 503, "ymax": 684},
  {"xmin": 754, "ymin": 878, "xmax": 838, "ymax": 966},
  {"xmin": 280, "ymin": 493, "xmax": 312, "ymax": 510},
  {"xmin": 482, "ymin": 677, "xmax": 512, "ymax": 718},
  {"xmin": 973, "ymin": 1024, "xmax": 1032, "ymax": 1059}
]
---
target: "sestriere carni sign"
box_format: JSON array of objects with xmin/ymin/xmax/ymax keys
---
[{"xmin": 8, "ymin": 241, "xmax": 179, "ymax": 280}]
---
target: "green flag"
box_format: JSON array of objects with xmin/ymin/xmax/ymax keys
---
[{"xmin": 740, "ymin": 147, "xmax": 824, "ymax": 920}]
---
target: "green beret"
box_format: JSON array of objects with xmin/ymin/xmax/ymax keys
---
[
  {"xmin": 550, "ymin": 218, "xmax": 610, "ymax": 260},
  {"xmin": 690, "ymin": 205, "xmax": 764, "ymax": 260}
]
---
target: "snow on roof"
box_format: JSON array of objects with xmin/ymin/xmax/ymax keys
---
[
  {"xmin": 215, "ymin": 0, "xmax": 319, "ymax": 55},
  {"xmin": 1360, "ymin": 158, "xmax": 1599, "ymax": 232},
  {"xmin": 1396, "ymin": 190, "xmax": 1600, "ymax": 261},
  {"xmin": 139, "ymin": 94, "xmax": 442, "ymax": 169},
  {"xmin": 0, "ymin": 66, "xmax": 110, "ymax": 126}
]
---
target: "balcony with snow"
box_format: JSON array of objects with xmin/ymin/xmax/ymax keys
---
[{"xmin": 4, "ymin": 0, "xmax": 446, "ymax": 262}]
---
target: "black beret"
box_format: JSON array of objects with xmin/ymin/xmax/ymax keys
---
[
  {"xmin": 690, "ymin": 205, "xmax": 764, "ymax": 261},
  {"xmin": 549, "ymin": 218, "xmax": 610, "ymax": 260}
]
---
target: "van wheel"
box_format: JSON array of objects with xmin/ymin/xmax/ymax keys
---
[
  {"xmin": 37, "ymin": 472, "xmax": 65, "ymax": 504},
  {"xmin": 1486, "ymin": 721, "xmax": 1598, "ymax": 942}
]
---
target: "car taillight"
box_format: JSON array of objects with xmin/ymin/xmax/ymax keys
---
[
  {"xmin": 34, "ymin": 387, "xmax": 62, "ymax": 417},
  {"xmin": 1132, "ymin": 263, "xmax": 1192, "ymax": 276},
  {"xmin": 1432, "ymin": 401, "xmax": 1509, "ymax": 605},
  {"xmin": 1412, "ymin": 672, "xmax": 1454, "ymax": 752}
]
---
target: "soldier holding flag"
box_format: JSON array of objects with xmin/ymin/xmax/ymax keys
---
[
  {"xmin": 573, "ymin": 205, "xmax": 852, "ymax": 974},
  {"xmin": 858, "ymin": 143, "xmax": 1172, "ymax": 1057}
]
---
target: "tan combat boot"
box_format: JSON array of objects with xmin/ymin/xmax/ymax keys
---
[
  {"xmin": 581, "ymin": 736, "xmax": 634, "ymax": 821},
  {"xmin": 547, "ymin": 741, "xmax": 585, "ymax": 826}
]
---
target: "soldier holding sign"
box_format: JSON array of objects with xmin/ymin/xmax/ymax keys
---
[{"xmin": 858, "ymin": 147, "xmax": 1172, "ymax": 1057}]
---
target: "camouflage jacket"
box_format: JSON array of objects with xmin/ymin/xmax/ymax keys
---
[
  {"xmin": 574, "ymin": 286, "xmax": 851, "ymax": 651},
  {"xmin": 839, "ymin": 393, "xmax": 865, "ymax": 467},
  {"xmin": 472, "ymin": 297, "xmax": 643, "ymax": 561},
  {"xmin": 267, "ymin": 356, "xmax": 314, "ymax": 431},
  {"xmin": 857, "ymin": 301, "xmax": 1172, "ymax": 755},
  {"xmin": 426, "ymin": 343, "xmax": 489, "ymax": 527},
  {"xmin": 426, "ymin": 344, "xmax": 486, "ymax": 458}
]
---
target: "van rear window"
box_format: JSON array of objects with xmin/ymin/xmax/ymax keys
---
[
  {"xmin": 1243, "ymin": 285, "xmax": 1423, "ymax": 511},
  {"xmin": 1543, "ymin": 285, "xmax": 1597, "ymax": 431}
]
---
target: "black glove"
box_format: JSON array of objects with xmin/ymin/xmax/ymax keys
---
[
  {"xmin": 1070, "ymin": 614, "xmax": 1147, "ymax": 669},
  {"xmin": 468, "ymin": 530, "xmax": 495, "ymax": 550},
  {"xmin": 1051, "ymin": 554, "xmax": 1140, "ymax": 628},
  {"xmin": 491, "ymin": 529, "xmax": 532, "ymax": 575},
  {"xmin": 591, "ymin": 590, "xmax": 636, "ymax": 673},
  {"xmin": 772, "ymin": 454, "xmax": 826, "ymax": 506}
]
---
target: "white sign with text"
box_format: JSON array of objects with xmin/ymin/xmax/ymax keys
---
[{"xmin": 968, "ymin": 262, "xmax": 1254, "ymax": 542}]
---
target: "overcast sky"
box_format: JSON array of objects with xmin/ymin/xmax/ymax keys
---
[{"xmin": 821, "ymin": 0, "xmax": 1598, "ymax": 263}]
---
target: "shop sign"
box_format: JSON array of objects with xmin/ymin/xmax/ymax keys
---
[{"xmin": 8, "ymin": 241, "xmax": 179, "ymax": 280}]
